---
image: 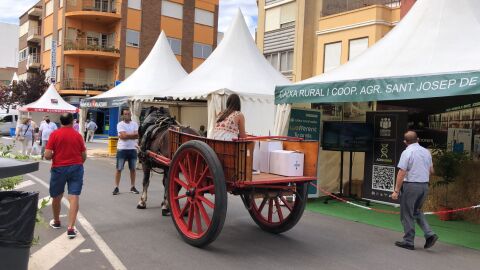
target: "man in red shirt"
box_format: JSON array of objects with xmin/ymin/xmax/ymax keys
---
[{"xmin": 45, "ymin": 113, "xmax": 86, "ymax": 239}]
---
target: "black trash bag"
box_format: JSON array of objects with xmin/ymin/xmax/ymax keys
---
[{"xmin": 0, "ymin": 191, "xmax": 39, "ymax": 248}]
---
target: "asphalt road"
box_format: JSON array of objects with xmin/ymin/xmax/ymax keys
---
[{"xmin": 3, "ymin": 138, "xmax": 480, "ymax": 270}]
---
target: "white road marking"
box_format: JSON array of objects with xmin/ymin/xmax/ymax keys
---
[
  {"xmin": 13, "ymin": 180, "xmax": 35, "ymax": 190},
  {"xmin": 79, "ymin": 248, "xmax": 95, "ymax": 253},
  {"xmin": 29, "ymin": 231, "xmax": 85, "ymax": 270},
  {"xmin": 27, "ymin": 173, "xmax": 127, "ymax": 270}
]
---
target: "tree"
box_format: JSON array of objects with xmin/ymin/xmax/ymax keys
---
[{"xmin": 0, "ymin": 69, "xmax": 49, "ymax": 109}]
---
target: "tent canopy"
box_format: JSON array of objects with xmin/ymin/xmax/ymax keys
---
[
  {"xmin": 275, "ymin": 0, "xmax": 480, "ymax": 104},
  {"xmin": 164, "ymin": 10, "xmax": 291, "ymax": 136},
  {"xmin": 19, "ymin": 84, "xmax": 78, "ymax": 113},
  {"xmin": 81, "ymin": 31, "xmax": 187, "ymax": 108}
]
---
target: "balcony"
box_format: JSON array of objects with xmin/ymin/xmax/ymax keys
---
[
  {"xmin": 27, "ymin": 27, "xmax": 41, "ymax": 43},
  {"xmin": 27, "ymin": 6, "xmax": 42, "ymax": 17},
  {"xmin": 65, "ymin": 0, "xmax": 122, "ymax": 23},
  {"xmin": 27, "ymin": 53, "xmax": 41, "ymax": 69},
  {"xmin": 322, "ymin": 0, "xmax": 401, "ymax": 16},
  {"xmin": 61, "ymin": 77, "xmax": 114, "ymax": 96},
  {"xmin": 64, "ymin": 38, "xmax": 120, "ymax": 59}
]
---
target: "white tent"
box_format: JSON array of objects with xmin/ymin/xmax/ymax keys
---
[
  {"xmin": 164, "ymin": 10, "xmax": 291, "ymax": 137},
  {"xmin": 275, "ymin": 0, "xmax": 480, "ymax": 107},
  {"xmin": 19, "ymin": 84, "xmax": 78, "ymax": 113},
  {"xmin": 88, "ymin": 31, "xmax": 187, "ymax": 102},
  {"xmin": 9, "ymin": 72, "xmax": 18, "ymax": 86}
]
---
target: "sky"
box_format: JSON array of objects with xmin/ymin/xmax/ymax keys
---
[{"xmin": 0, "ymin": 0, "xmax": 258, "ymax": 35}]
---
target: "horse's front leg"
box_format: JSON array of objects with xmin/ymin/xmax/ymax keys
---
[
  {"xmin": 137, "ymin": 162, "xmax": 151, "ymax": 209},
  {"xmin": 161, "ymin": 167, "xmax": 170, "ymax": 216}
]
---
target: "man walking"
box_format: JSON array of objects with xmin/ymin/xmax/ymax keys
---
[
  {"xmin": 45, "ymin": 113, "xmax": 86, "ymax": 239},
  {"xmin": 113, "ymin": 108, "xmax": 139, "ymax": 195},
  {"xmin": 39, "ymin": 116, "xmax": 57, "ymax": 159},
  {"xmin": 86, "ymin": 119, "xmax": 97, "ymax": 142},
  {"xmin": 391, "ymin": 131, "xmax": 438, "ymax": 250}
]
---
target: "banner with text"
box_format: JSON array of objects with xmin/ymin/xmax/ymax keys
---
[
  {"xmin": 287, "ymin": 108, "xmax": 321, "ymax": 141},
  {"xmin": 275, "ymin": 71, "xmax": 480, "ymax": 104}
]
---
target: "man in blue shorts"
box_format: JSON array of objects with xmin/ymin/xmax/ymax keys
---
[
  {"xmin": 45, "ymin": 113, "xmax": 86, "ymax": 239},
  {"xmin": 112, "ymin": 108, "xmax": 139, "ymax": 195}
]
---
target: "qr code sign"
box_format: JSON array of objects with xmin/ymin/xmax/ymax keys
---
[{"xmin": 372, "ymin": 165, "xmax": 395, "ymax": 192}]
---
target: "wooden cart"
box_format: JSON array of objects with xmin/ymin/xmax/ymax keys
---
[{"xmin": 147, "ymin": 129, "xmax": 319, "ymax": 247}]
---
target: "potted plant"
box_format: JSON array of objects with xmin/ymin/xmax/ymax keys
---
[{"xmin": 431, "ymin": 148, "xmax": 468, "ymax": 220}]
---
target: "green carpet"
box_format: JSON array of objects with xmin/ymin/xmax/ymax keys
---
[{"xmin": 306, "ymin": 198, "xmax": 480, "ymax": 250}]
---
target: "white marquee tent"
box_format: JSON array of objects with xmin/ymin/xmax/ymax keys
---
[
  {"xmin": 19, "ymin": 84, "xmax": 78, "ymax": 113},
  {"xmin": 164, "ymin": 10, "xmax": 291, "ymax": 137}
]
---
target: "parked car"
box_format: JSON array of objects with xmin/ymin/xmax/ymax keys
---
[{"xmin": 0, "ymin": 112, "xmax": 19, "ymax": 136}]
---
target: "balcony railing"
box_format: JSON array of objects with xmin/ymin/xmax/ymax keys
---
[
  {"xmin": 62, "ymin": 78, "xmax": 114, "ymax": 92},
  {"xmin": 66, "ymin": 0, "xmax": 121, "ymax": 15},
  {"xmin": 322, "ymin": 0, "xmax": 401, "ymax": 16},
  {"xmin": 27, "ymin": 26, "xmax": 41, "ymax": 42},
  {"xmin": 27, "ymin": 53, "xmax": 40, "ymax": 67},
  {"xmin": 64, "ymin": 38, "xmax": 120, "ymax": 54}
]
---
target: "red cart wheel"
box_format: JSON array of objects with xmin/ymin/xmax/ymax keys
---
[
  {"xmin": 168, "ymin": 140, "xmax": 227, "ymax": 247},
  {"xmin": 242, "ymin": 182, "xmax": 308, "ymax": 234}
]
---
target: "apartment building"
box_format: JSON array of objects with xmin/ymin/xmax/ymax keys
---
[
  {"xmin": 18, "ymin": 0, "xmax": 219, "ymax": 104},
  {"xmin": 17, "ymin": 3, "xmax": 43, "ymax": 82},
  {"xmin": 257, "ymin": 0, "xmax": 415, "ymax": 82}
]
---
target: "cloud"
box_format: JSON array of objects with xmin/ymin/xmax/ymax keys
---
[
  {"xmin": 0, "ymin": 0, "xmax": 39, "ymax": 25},
  {"xmin": 219, "ymin": 0, "xmax": 258, "ymax": 37}
]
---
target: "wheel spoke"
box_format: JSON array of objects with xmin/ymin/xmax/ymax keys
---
[
  {"xmin": 174, "ymin": 177, "xmax": 189, "ymax": 190},
  {"xmin": 186, "ymin": 152, "xmax": 194, "ymax": 182},
  {"xmin": 257, "ymin": 197, "xmax": 268, "ymax": 213},
  {"xmin": 195, "ymin": 167, "xmax": 209, "ymax": 186},
  {"xmin": 178, "ymin": 162, "xmax": 191, "ymax": 185},
  {"xmin": 275, "ymin": 198, "xmax": 284, "ymax": 222},
  {"xmin": 178, "ymin": 199, "xmax": 190, "ymax": 218},
  {"xmin": 174, "ymin": 194, "xmax": 188, "ymax": 200},
  {"xmin": 198, "ymin": 195, "xmax": 215, "ymax": 209},
  {"xmin": 196, "ymin": 201, "xmax": 211, "ymax": 227},
  {"xmin": 194, "ymin": 203, "xmax": 202, "ymax": 234},
  {"xmin": 193, "ymin": 152, "xmax": 200, "ymax": 184},
  {"xmin": 268, "ymin": 199, "xmax": 273, "ymax": 223},
  {"xmin": 187, "ymin": 202, "xmax": 195, "ymax": 231},
  {"xmin": 279, "ymin": 196, "xmax": 293, "ymax": 212},
  {"xmin": 197, "ymin": 184, "xmax": 214, "ymax": 193}
]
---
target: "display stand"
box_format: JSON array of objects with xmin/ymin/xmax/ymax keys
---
[{"xmin": 324, "ymin": 151, "xmax": 370, "ymax": 206}]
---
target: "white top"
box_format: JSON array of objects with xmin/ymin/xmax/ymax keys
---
[
  {"xmin": 39, "ymin": 122, "xmax": 57, "ymax": 141},
  {"xmin": 397, "ymin": 143, "xmax": 432, "ymax": 183},
  {"xmin": 86, "ymin": 121, "xmax": 97, "ymax": 131},
  {"xmin": 117, "ymin": 121, "xmax": 139, "ymax": 150}
]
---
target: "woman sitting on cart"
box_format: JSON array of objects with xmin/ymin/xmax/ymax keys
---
[{"xmin": 212, "ymin": 93, "xmax": 247, "ymax": 141}]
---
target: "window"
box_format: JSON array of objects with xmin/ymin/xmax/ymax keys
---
[
  {"xmin": 46, "ymin": 1, "xmax": 54, "ymax": 16},
  {"xmin": 59, "ymin": 0, "xmax": 64, "ymax": 8},
  {"xmin": 167, "ymin": 38, "xmax": 182, "ymax": 55},
  {"xmin": 162, "ymin": 1, "xmax": 183, "ymax": 19},
  {"xmin": 1, "ymin": 115, "xmax": 13, "ymax": 123},
  {"xmin": 19, "ymin": 48, "xmax": 28, "ymax": 62},
  {"xmin": 265, "ymin": 50, "xmax": 293, "ymax": 73},
  {"xmin": 324, "ymin": 42, "xmax": 341, "ymax": 73},
  {"xmin": 128, "ymin": 0, "xmax": 141, "ymax": 10},
  {"xmin": 194, "ymin": 9, "xmax": 214, "ymax": 27},
  {"xmin": 19, "ymin": 22, "xmax": 29, "ymax": 37},
  {"xmin": 126, "ymin": 30, "xmax": 140, "ymax": 47},
  {"xmin": 125, "ymin": 68, "xmax": 136, "ymax": 79},
  {"xmin": 265, "ymin": 2, "xmax": 296, "ymax": 31},
  {"xmin": 193, "ymin": 43, "xmax": 212, "ymax": 59},
  {"xmin": 58, "ymin": 29, "xmax": 63, "ymax": 45},
  {"xmin": 348, "ymin": 38, "xmax": 368, "ymax": 60},
  {"xmin": 44, "ymin": 35, "xmax": 53, "ymax": 51}
]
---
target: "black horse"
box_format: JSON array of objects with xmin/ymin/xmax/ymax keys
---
[{"xmin": 137, "ymin": 107, "xmax": 199, "ymax": 215}]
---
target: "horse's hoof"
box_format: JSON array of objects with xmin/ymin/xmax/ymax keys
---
[
  {"xmin": 162, "ymin": 209, "xmax": 171, "ymax": 216},
  {"xmin": 137, "ymin": 204, "xmax": 146, "ymax": 209}
]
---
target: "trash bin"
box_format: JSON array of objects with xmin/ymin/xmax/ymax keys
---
[
  {"xmin": 0, "ymin": 191, "xmax": 39, "ymax": 270},
  {"xmin": 9, "ymin": 128, "xmax": 16, "ymax": 137},
  {"xmin": 108, "ymin": 136, "xmax": 118, "ymax": 156}
]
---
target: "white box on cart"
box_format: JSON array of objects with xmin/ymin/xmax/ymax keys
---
[
  {"xmin": 259, "ymin": 141, "xmax": 283, "ymax": 173},
  {"xmin": 252, "ymin": 141, "xmax": 260, "ymax": 171},
  {"xmin": 269, "ymin": 150, "xmax": 304, "ymax": 177}
]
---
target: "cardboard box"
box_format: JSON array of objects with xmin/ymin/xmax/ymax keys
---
[
  {"xmin": 259, "ymin": 141, "xmax": 283, "ymax": 173},
  {"xmin": 252, "ymin": 141, "xmax": 260, "ymax": 171},
  {"xmin": 269, "ymin": 150, "xmax": 304, "ymax": 177}
]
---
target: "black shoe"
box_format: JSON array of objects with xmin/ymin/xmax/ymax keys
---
[
  {"xmin": 112, "ymin": 187, "xmax": 119, "ymax": 195},
  {"xmin": 395, "ymin": 241, "xmax": 415, "ymax": 250},
  {"xmin": 49, "ymin": 219, "xmax": 61, "ymax": 229},
  {"xmin": 130, "ymin": 186, "xmax": 139, "ymax": 194},
  {"xmin": 67, "ymin": 227, "xmax": 77, "ymax": 239},
  {"xmin": 424, "ymin": 234, "xmax": 439, "ymax": 249}
]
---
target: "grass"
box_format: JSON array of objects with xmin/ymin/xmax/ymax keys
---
[{"xmin": 306, "ymin": 198, "xmax": 480, "ymax": 250}]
